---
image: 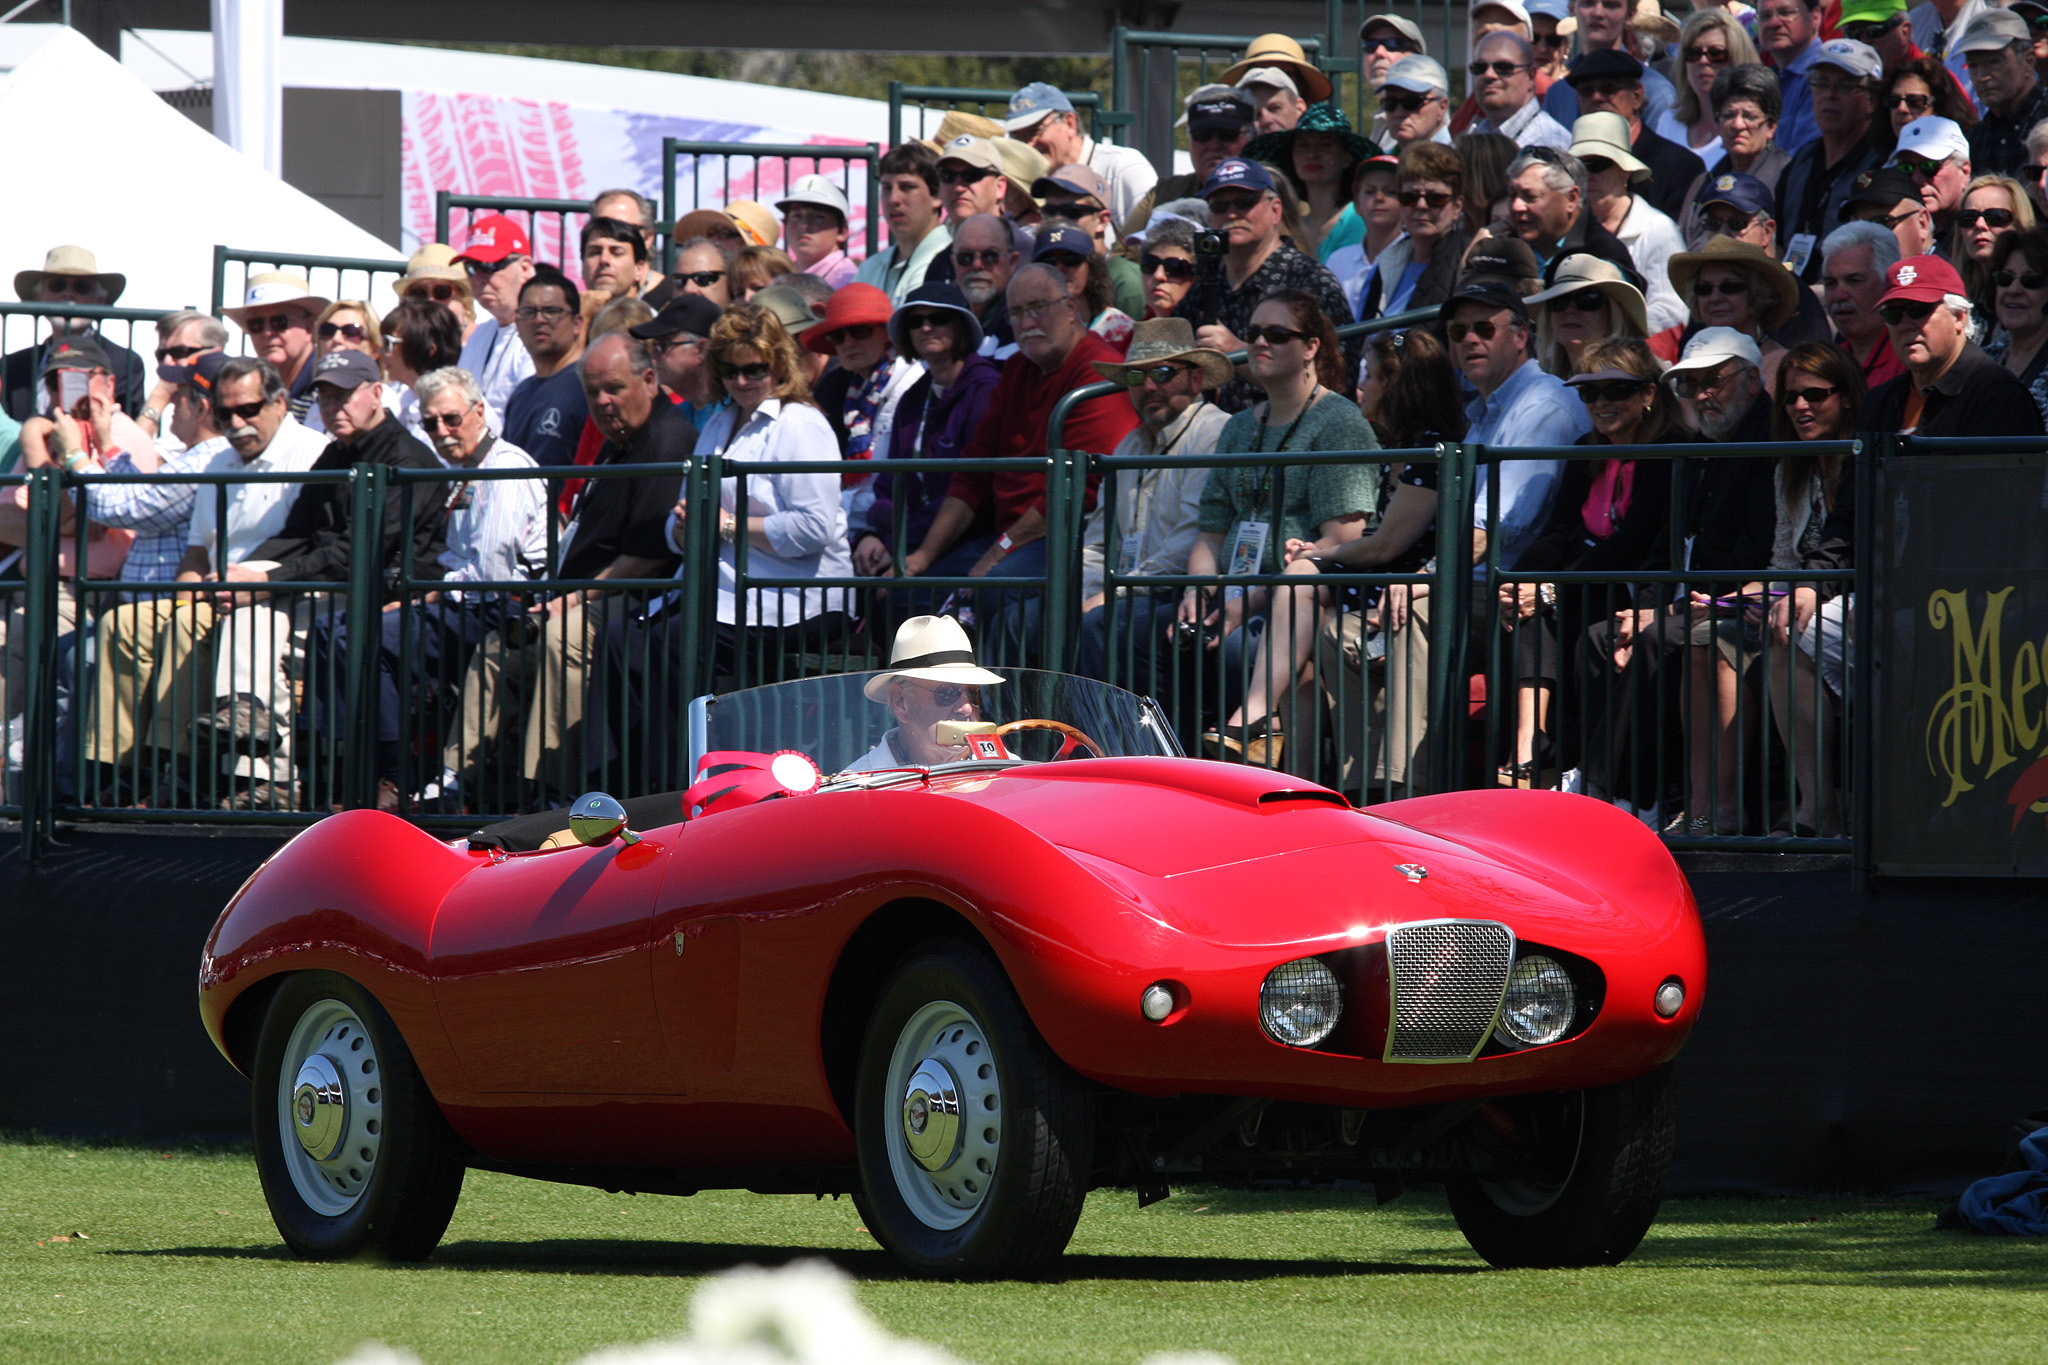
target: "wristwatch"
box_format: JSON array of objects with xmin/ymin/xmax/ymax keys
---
[
  {"xmin": 719, "ymin": 510, "xmax": 738, "ymax": 544},
  {"xmin": 139, "ymin": 405, "xmax": 161, "ymax": 427}
]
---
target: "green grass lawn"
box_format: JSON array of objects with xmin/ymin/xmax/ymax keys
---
[{"xmin": 4, "ymin": 1137, "xmax": 2043, "ymax": 1365}]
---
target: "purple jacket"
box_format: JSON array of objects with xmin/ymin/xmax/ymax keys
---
[{"xmin": 865, "ymin": 353, "xmax": 1001, "ymax": 548}]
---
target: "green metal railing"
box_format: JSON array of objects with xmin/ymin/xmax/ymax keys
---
[
  {"xmin": 210, "ymin": 247, "xmax": 411, "ymax": 338},
  {"xmin": 433, "ymin": 193, "xmax": 671, "ymax": 280},
  {"xmin": 886, "ymin": 84, "xmax": 1112, "ymax": 149},
  {"xmin": 662, "ymin": 139, "xmax": 881, "ymax": 264}
]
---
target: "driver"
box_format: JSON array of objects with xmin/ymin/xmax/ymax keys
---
[{"xmin": 845, "ymin": 615, "xmax": 1005, "ymax": 772}]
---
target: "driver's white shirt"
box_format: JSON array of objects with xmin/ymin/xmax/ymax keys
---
[{"xmin": 843, "ymin": 729, "xmax": 909, "ymax": 774}]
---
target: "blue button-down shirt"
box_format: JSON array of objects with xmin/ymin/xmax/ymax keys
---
[
  {"xmin": 1772, "ymin": 40, "xmax": 1823, "ymax": 158},
  {"xmin": 1465, "ymin": 359, "xmax": 1588, "ymax": 570},
  {"xmin": 87, "ymin": 437, "xmax": 229, "ymax": 582}
]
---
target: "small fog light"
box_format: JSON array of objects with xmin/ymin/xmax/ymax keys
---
[
  {"xmin": 1140, "ymin": 983, "xmax": 1176, "ymax": 1022},
  {"xmin": 1654, "ymin": 979, "xmax": 1685, "ymax": 1018}
]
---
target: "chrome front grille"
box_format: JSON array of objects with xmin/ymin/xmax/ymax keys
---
[{"xmin": 1384, "ymin": 920, "xmax": 1514, "ymax": 1062}]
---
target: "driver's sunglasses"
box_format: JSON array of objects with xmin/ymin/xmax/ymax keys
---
[
  {"xmin": 1397, "ymin": 188, "xmax": 1454, "ymax": 208},
  {"xmin": 1469, "ymin": 60, "xmax": 1528, "ymax": 78},
  {"xmin": 1447, "ymin": 319, "xmax": 1502, "ymax": 342},
  {"xmin": 40, "ymin": 275, "xmax": 101, "ymax": 296},
  {"xmin": 1362, "ymin": 35, "xmax": 1417, "ymax": 54},
  {"xmin": 1576, "ymin": 379, "xmax": 1650, "ymax": 404},
  {"xmin": 831, "ymin": 323, "xmax": 881, "ymax": 344},
  {"xmin": 1535, "ymin": 32, "xmax": 1569, "ymax": 50},
  {"xmin": 938, "ymin": 165, "xmax": 997, "ymax": 187},
  {"xmin": 721, "ymin": 361, "xmax": 774, "ymax": 381},
  {"xmin": 1115, "ymin": 362, "xmax": 1195, "ymax": 389},
  {"xmin": 1044, "ymin": 200, "xmax": 1105, "ymax": 222},
  {"xmin": 916, "ymin": 682, "xmax": 978, "ymax": 708},
  {"xmin": 243, "ymin": 313, "xmax": 306, "ymax": 334},
  {"xmin": 954, "ymin": 248, "xmax": 1009, "ymax": 268},
  {"xmin": 1140, "ymin": 253, "xmax": 1196, "ymax": 280}
]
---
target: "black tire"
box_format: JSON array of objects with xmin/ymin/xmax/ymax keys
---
[
  {"xmin": 853, "ymin": 939, "xmax": 1092, "ymax": 1277},
  {"xmin": 1445, "ymin": 1064, "xmax": 1675, "ymax": 1268},
  {"xmin": 251, "ymin": 971, "xmax": 466, "ymax": 1260}
]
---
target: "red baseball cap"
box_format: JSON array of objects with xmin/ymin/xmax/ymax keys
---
[
  {"xmin": 1879, "ymin": 253, "xmax": 1964, "ymax": 306},
  {"xmin": 454, "ymin": 214, "xmax": 532, "ymax": 265}
]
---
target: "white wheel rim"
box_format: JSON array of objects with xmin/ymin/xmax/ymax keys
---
[
  {"xmin": 883, "ymin": 999, "xmax": 1001, "ymax": 1231},
  {"xmin": 276, "ymin": 998, "xmax": 385, "ymax": 1217}
]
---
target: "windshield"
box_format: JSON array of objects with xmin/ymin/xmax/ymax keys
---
[{"xmin": 692, "ymin": 669, "xmax": 1182, "ymax": 777}]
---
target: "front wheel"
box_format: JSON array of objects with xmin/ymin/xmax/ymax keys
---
[
  {"xmin": 1445, "ymin": 1065, "xmax": 1675, "ymax": 1268},
  {"xmin": 251, "ymin": 971, "xmax": 466, "ymax": 1260},
  {"xmin": 853, "ymin": 940, "xmax": 1091, "ymax": 1277}
]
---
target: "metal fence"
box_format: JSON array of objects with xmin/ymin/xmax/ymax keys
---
[
  {"xmin": 210, "ymin": 247, "xmax": 411, "ymax": 351},
  {"xmin": 886, "ymin": 84, "xmax": 1115, "ymax": 149},
  {"xmin": 433, "ymin": 193, "xmax": 660, "ymax": 282},
  {"xmin": 1, "ymin": 302, "xmax": 184, "ymax": 419},
  {"xmin": 662, "ymin": 139, "xmax": 882, "ymax": 262}
]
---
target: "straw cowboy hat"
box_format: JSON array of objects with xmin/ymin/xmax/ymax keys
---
[
  {"xmin": 15, "ymin": 245, "xmax": 125, "ymax": 304},
  {"xmin": 863, "ymin": 615, "xmax": 1007, "ymax": 701},
  {"xmin": 1666, "ymin": 236, "xmax": 1801, "ymax": 333},
  {"xmin": 1222, "ymin": 34, "xmax": 1335, "ymax": 104},
  {"xmin": 1527, "ymin": 253, "xmax": 1651, "ymax": 337},
  {"xmin": 1090, "ymin": 317, "xmax": 1236, "ymax": 390},
  {"xmin": 225, "ymin": 270, "xmax": 331, "ymax": 324},
  {"xmin": 391, "ymin": 242, "xmax": 473, "ymax": 300},
  {"xmin": 726, "ymin": 200, "xmax": 781, "ymax": 248},
  {"xmin": 920, "ymin": 108, "xmax": 1009, "ymax": 154}
]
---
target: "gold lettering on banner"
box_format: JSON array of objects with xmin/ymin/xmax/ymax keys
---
[{"xmin": 1925, "ymin": 587, "xmax": 2023, "ymax": 806}]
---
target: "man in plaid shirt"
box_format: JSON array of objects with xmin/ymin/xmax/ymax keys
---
[{"xmin": 84, "ymin": 350, "xmax": 230, "ymax": 582}]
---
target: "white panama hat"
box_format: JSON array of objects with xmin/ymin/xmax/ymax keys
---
[{"xmin": 863, "ymin": 615, "xmax": 1007, "ymax": 702}]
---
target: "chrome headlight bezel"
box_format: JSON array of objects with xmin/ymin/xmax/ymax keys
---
[
  {"xmin": 1492, "ymin": 953, "xmax": 1577, "ymax": 1048},
  {"xmin": 1259, "ymin": 957, "xmax": 1344, "ymax": 1048}
]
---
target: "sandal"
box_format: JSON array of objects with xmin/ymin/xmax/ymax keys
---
[{"xmin": 1204, "ymin": 715, "xmax": 1285, "ymax": 768}]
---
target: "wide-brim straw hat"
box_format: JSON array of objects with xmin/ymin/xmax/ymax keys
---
[
  {"xmin": 921, "ymin": 108, "xmax": 1009, "ymax": 153},
  {"xmin": 1527, "ymin": 253, "xmax": 1651, "ymax": 336},
  {"xmin": 391, "ymin": 243, "xmax": 473, "ymax": 299},
  {"xmin": 1222, "ymin": 33, "xmax": 1335, "ymax": 104},
  {"xmin": 1089, "ymin": 317, "xmax": 1236, "ymax": 390},
  {"xmin": 225, "ymin": 269, "xmax": 332, "ymax": 324},
  {"xmin": 1631, "ymin": 0, "xmax": 1682, "ymax": 45},
  {"xmin": 15, "ymin": 244, "xmax": 125, "ymax": 304},
  {"xmin": 862, "ymin": 615, "xmax": 1006, "ymax": 701},
  {"xmin": 1666, "ymin": 236, "xmax": 1801, "ymax": 333}
]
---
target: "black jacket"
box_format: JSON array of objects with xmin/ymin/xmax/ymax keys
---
[
  {"xmin": 1775, "ymin": 132, "xmax": 1883, "ymax": 285},
  {"xmin": 1632, "ymin": 124, "xmax": 1706, "ymax": 224},
  {"xmin": 250, "ymin": 413, "xmax": 448, "ymax": 588},
  {"xmin": 560, "ymin": 398, "xmax": 695, "ymax": 581},
  {"xmin": 3, "ymin": 332, "xmax": 148, "ymax": 422},
  {"xmin": 1684, "ymin": 391, "xmax": 1777, "ymax": 582},
  {"xmin": 1862, "ymin": 342, "xmax": 2048, "ymax": 439},
  {"xmin": 1519, "ymin": 434, "xmax": 1680, "ymax": 576}
]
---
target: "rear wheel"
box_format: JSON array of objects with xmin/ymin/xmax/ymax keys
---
[
  {"xmin": 251, "ymin": 971, "xmax": 465, "ymax": 1260},
  {"xmin": 1445, "ymin": 1065, "xmax": 1674, "ymax": 1268},
  {"xmin": 853, "ymin": 941, "xmax": 1091, "ymax": 1277}
]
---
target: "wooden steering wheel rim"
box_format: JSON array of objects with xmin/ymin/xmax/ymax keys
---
[{"xmin": 993, "ymin": 718, "xmax": 1106, "ymax": 759}]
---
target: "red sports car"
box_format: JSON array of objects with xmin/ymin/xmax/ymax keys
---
[{"xmin": 199, "ymin": 669, "xmax": 1705, "ymax": 1276}]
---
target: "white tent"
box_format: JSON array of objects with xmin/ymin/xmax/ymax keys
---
[{"xmin": 0, "ymin": 28, "xmax": 397, "ymax": 313}]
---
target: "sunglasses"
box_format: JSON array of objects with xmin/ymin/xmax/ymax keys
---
[
  {"xmin": 1995, "ymin": 269, "xmax": 2048, "ymax": 288},
  {"xmin": 1362, "ymin": 35, "xmax": 1417, "ymax": 53},
  {"xmin": 679, "ymin": 270, "xmax": 727, "ymax": 287},
  {"xmin": 939, "ymin": 165, "xmax": 998, "ymax": 186},
  {"xmin": 722, "ymin": 361, "xmax": 774, "ymax": 381},
  {"xmin": 1044, "ymin": 201, "xmax": 1106, "ymax": 221},
  {"xmin": 1671, "ymin": 366, "xmax": 1741, "ymax": 397},
  {"xmin": 1956, "ymin": 207, "xmax": 2017, "ymax": 229},
  {"xmin": 39, "ymin": 276, "xmax": 101, "ymax": 296},
  {"xmin": 243, "ymin": 313, "xmax": 307, "ymax": 334},
  {"xmin": 1115, "ymin": 363, "xmax": 1196, "ymax": 388},
  {"xmin": 1695, "ymin": 278, "xmax": 1753, "ymax": 297},
  {"xmin": 1141, "ymin": 253, "xmax": 1196, "ymax": 281},
  {"xmin": 2024, "ymin": 164, "xmax": 2048, "ymax": 184},
  {"xmin": 1447, "ymin": 319, "xmax": 1505, "ymax": 341},
  {"xmin": 1379, "ymin": 91, "xmax": 1436, "ymax": 115},
  {"xmin": 1207, "ymin": 191, "xmax": 1267, "ymax": 215},
  {"xmin": 1398, "ymin": 188, "xmax": 1455, "ymax": 208},
  {"xmin": 1885, "ymin": 92, "xmax": 1934, "ymax": 115},
  {"xmin": 1878, "ymin": 299, "xmax": 1940, "ymax": 325},
  {"xmin": 1553, "ymin": 290, "xmax": 1610, "ymax": 313},
  {"xmin": 901, "ymin": 310, "xmax": 955, "ymax": 330},
  {"xmin": 1577, "ymin": 379, "xmax": 1650, "ymax": 404},
  {"xmin": 515, "ymin": 304, "xmax": 573, "ymax": 322},
  {"xmin": 1682, "ymin": 44, "xmax": 1732, "ymax": 64},
  {"xmin": 212, "ymin": 399, "xmax": 270, "ymax": 421},
  {"xmin": 1703, "ymin": 210, "xmax": 1755, "ymax": 235},
  {"xmin": 318, "ymin": 322, "xmax": 367, "ymax": 342},
  {"xmin": 417, "ymin": 407, "xmax": 476, "ymax": 431},
  {"xmin": 1842, "ymin": 15, "xmax": 1903, "ymax": 42},
  {"xmin": 1469, "ymin": 60, "xmax": 1528, "ymax": 78},
  {"xmin": 1782, "ymin": 384, "xmax": 1841, "ymax": 406},
  {"xmin": 1578, "ymin": 80, "xmax": 1633, "ymax": 100},
  {"xmin": 1535, "ymin": 32, "xmax": 1569, "ymax": 49},
  {"xmin": 155, "ymin": 343, "xmax": 206, "ymax": 362},
  {"xmin": 1041, "ymin": 251, "xmax": 1089, "ymax": 269},
  {"xmin": 1581, "ymin": 156, "xmax": 1616, "ymax": 176},
  {"xmin": 464, "ymin": 257, "xmax": 515, "ymax": 278},
  {"xmin": 953, "ymin": 248, "xmax": 1009, "ymax": 268},
  {"xmin": 1244, "ymin": 324, "xmax": 1308, "ymax": 346},
  {"xmin": 1893, "ymin": 154, "xmax": 1946, "ymax": 179},
  {"xmin": 405, "ymin": 283, "xmax": 461, "ymax": 303},
  {"xmin": 831, "ymin": 323, "xmax": 881, "ymax": 345}
]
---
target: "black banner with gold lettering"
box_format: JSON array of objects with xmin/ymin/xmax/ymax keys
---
[{"xmin": 1878, "ymin": 451, "xmax": 2048, "ymax": 874}]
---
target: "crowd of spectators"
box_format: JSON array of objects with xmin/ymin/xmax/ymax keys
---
[{"xmin": 5, "ymin": 1, "xmax": 2047, "ymax": 832}]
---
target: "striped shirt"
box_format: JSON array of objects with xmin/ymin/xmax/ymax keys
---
[
  {"xmin": 437, "ymin": 435, "xmax": 550, "ymax": 594},
  {"xmin": 88, "ymin": 437, "xmax": 230, "ymax": 582}
]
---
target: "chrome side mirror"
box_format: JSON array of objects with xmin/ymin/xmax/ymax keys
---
[{"xmin": 567, "ymin": 792, "xmax": 641, "ymax": 847}]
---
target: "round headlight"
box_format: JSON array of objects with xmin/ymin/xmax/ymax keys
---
[
  {"xmin": 1494, "ymin": 954, "xmax": 1576, "ymax": 1048},
  {"xmin": 1259, "ymin": 958, "xmax": 1343, "ymax": 1048}
]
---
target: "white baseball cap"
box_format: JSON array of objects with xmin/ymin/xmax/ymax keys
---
[
  {"xmin": 1664, "ymin": 326, "xmax": 1763, "ymax": 379},
  {"xmin": 776, "ymin": 174, "xmax": 851, "ymax": 220},
  {"xmin": 1379, "ymin": 54, "xmax": 1451, "ymax": 96},
  {"xmin": 1891, "ymin": 115, "xmax": 1970, "ymax": 166}
]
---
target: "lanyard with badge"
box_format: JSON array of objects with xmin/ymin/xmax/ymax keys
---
[
  {"xmin": 1228, "ymin": 389, "xmax": 1319, "ymax": 580},
  {"xmin": 1117, "ymin": 402, "xmax": 1205, "ymax": 581}
]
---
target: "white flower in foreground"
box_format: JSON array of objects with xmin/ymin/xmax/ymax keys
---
[{"xmin": 688, "ymin": 1259, "xmax": 966, "ymax": 1365}]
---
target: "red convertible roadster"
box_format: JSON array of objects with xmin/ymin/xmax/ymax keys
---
[{"xmin": 199, "ymin": 669, "xmax": 1705, "ymax": 1276}]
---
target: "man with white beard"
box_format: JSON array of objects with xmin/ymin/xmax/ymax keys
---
[{"xmin": 948, "ymin": 214, "xmax": 1022, "ymax": 358}]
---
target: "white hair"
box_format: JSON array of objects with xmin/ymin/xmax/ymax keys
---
[
  {"xmin": 1942, "ymin": 292, "xmax": 1972, "ymax": 318},
  {"xmin": 1821, "ymin": 220, "xmax": 1902, "ymax": 275},
  {"xmin": 2029, "ymin": 117, "xmax": 2048, "ymax": 159},
  {"xmin": 415, "ymin": 366, "xmax": 483, "ymax": 408}
]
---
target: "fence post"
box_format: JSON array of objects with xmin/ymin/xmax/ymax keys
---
[
  {"xmin": 678, "ymin": 455, "xmax": 714, "ymax": 702},
  {"xmin": 210, "ymin": 244, "xmax": 229, "ymax": 318},
  {"xmin": 18, "ymin": 467, "xmax": 62, "ymax": 860},
  {"xmin": 435, "ymin": 190, "xmax": 452, "ymax": 247},
  {"xmin": 341, "ymin": 466, "xmax": 385, "ymax": 811},
  {"xmin": 1851, "ymin": 433, "xmax": 1883, "ymax": 892},
  {"xmin": 1427, "ymin": 441, "xmax": 1478, "ymax": 793},
  {"xmin": 887, "ymin": 80, "xmax": 905, "ymax": 150}
]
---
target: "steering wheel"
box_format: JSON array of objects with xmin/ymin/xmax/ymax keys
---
[{"xmin": 995, "ymin": 718, "xmax": 1105, "ymax": 761}]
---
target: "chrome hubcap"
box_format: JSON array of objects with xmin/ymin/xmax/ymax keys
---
[
  {"xmin": 275, "ymin": 999, "xmax": 385, "ymax": 1217},
  {"xmin": 902, "ymin": 1059, "xmax": 962, "ymax": 1173},
  {"xmin": 883, "ymin": 1000, "xmax": 1003, "ymax": 1231},
  {"xmin": 291, "ymin": 1054, "xmax": 347, "ymax": 1160}
]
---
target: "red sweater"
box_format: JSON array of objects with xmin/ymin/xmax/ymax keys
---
[{"xmin": 946, "ymin": 331, "xmax": 1137, "ymax": 531}]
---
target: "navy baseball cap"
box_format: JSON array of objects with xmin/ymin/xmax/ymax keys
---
[
  {"xmin": 1198, "ymin": 157, "xmax": 1277, "ymax": 198},
  {"xmin": 1695, "ymin": 171, "xmax": 1775, "ymax": 218},
  {"xmin": 312, "ymin": 349, "xmax": 381, "ymax": 390},
  {"xmin": 156, "ymin": 349, "xmax": 230, "ymax": 389},
  {"xmin": 1032, "ymin": 223, "xmax": 1096, "ymax": 260},
  {"xmin": 1446, "ymin": 278, "xmax": 1532, "ymax": 324}
]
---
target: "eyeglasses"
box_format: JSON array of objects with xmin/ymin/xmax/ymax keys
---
[
  {"xmin": 1447, "ymin": 319, "xmax": 1505, "ymax": 342},
  {"xmin": 1115, "ymin": 363, "xmax": 1196, "ymax": 389},
  {"xmin": 1009, "ymin": 298, "xmax": 1070, "ymax": 320},
  {"xmin": 1808, "ymin": 77, "xmax": 1867, "ymax": 98},
  {"xmin": 212, "ymin": 399, "xmax": 271, "ymax": 421},
  {"xmin": 155, "ymin": 343, "xmax": 206, "ymax": 362},
  {"xmin": 721, "ymin": 361, "xmax": 774, "ymax": 381},
  {"xmin": 912, "ymin": 682, "xmax": 978, "ymax": 708},
  {"xmin": 1140, "ymin": 253, "xmax": 1196, "ymax": 281},
  {"xmin": 678, "ymin": 270, "xmax": 727, "ymax": 287},
  {"xmin": 1782, "ymin": 384, "xmax": 1841, "ymax": 406},
  {"xmin": 1716, "ymin": 106, "xmax": 1771, "ymax": 127},
  {"xmin": 1041, "ymin": 251, "xmax": 1088, "ymax": 269},
  {"xmin": 514, "ymin": 305, "xmax": 573, "ymax": 322},
  {"xmin": 1878, "ymin": 299, "xmax": 1940, "ymax": 325},
  {"xmin": 1577, "ymin": 79, "xmax": 1633, "ymax": 100},
  {"xmin": 2024, "ymin": 164, "xmax": 2048, "ymax": 184},
  {"xmin": 404, "ymin": 282, "xmax": 461, "ymax": 303},
  {"xmin": 417, "ymin": 406, "xmax": 477, "ymax": 431},
  {"xmin": 317, "ymin": 322, "xmax": 367, "ymax": 342},
  {"xmin": 831, "ymin": 323, "xmax": 881, "ymax": 344},
  {"xmin": 243, "ymin": 313, "xmax": 307, "ymax": 334},
  {"xmin": 953, "ymin": 248, "xmax": 1010, "ymax": 268},
  {"xmin": 39, "ymin": 276, "xmax": 101, "ymax": 296},
  {"xmin": 901, "ymin": 310, "xmax": 955, "ymax": 330},
  {"xmin": 1994, "ymin": 269, "xmax": 2048, "ymax": 288},
  {"xmin": 1379, "ymin": 90, "xmax": 1438, "ymax": 115},
  {"xmin": 1842, "ymin": 14, "xmax": 1903, "ymax": 42},
  {"xmin": 463, "ymin": 257, "xmax": 515, "ymax": 278},
  {"xmin": 1362, "ymin": 35, "xmax": 1417, "ymax": 54},
  {"xmin": 1244, "ymin": 324, "xmax": 1308, "ymax": 345},
  {"xmin": 1189, "ymin": 126, "xmax": 1246, "ymax": 143},
  {"xmin": 1553, "ymin": 290, "xmax": 1610, "ymax": 313},
  {"xmin": 1397, "ymin": 188, "xmax": 1455, "ymax": 208},
  {"xmin": 1885, "ymin": 91, "xmax": 1935, "ymax": 115},
  {"xmin": 1682, "ymin": 44, "xmax": 1732, "ymax": 64},
  {"xmin": 939, "ymin": 165, "xmax": 998, "ymax": 186},
  {"xmin": 1044, "ymin": 201, "xmax": 1105, "ymax": 221},
  {"xmin": 1864, "ymin": 207, "xmax": 1922, "ymax": 229},
  {"xmin": 1702, "ymin": 209, "xmax": 1756, "ymax": 236},
  {"xmin": 1695, "ymin": 278, "xmax": 1754, "ymax": 298},
  {"xmin": 1535, "ymin": 32, "xmax": 1568, "ymax": 49},
  {"xmin": 1670, "ymin": 364, "xmax": 1742, "ymax": 397},
  {"xmin": 1576, "ymin": 379, "xmax": 1650, "ymax": 404},
  {"xmin": 1469, "ymin": 60, "xmax": 1529, "ymax": 78},
  {"xmin": 655, "ymin": 336, "xmax": 705, "ymax": 353},
  {"xmin": 1956, "ymin": 207, "xmax": 2017, "ymax": 229},
  {"xmin": 1892, "ymin": 153, "xmax": 1947, "ymax": 179}
]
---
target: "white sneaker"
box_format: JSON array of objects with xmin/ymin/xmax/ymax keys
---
[{"xmin": 1553, "ymin": 767, "xmax": 1583, "ymax": 794}]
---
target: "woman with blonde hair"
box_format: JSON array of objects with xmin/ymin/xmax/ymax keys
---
[
  {"xmin": 1653, "ymin": 8, "xmax": 1760, "ymax": 166},
  {"xmin": 313, "ymin": 300, "xmax": 384, "ymax": 361},
  {"xmin": 1525, "ymin": 254, "xmax": 1651, "ymax": 379},
  {"xmin": 731, "ymin": 245, "xmax": 798, "ymax": 303},
  {"xmin": 1954, "ymin": 176, "xmax": 2037, "ymax": 336}
]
